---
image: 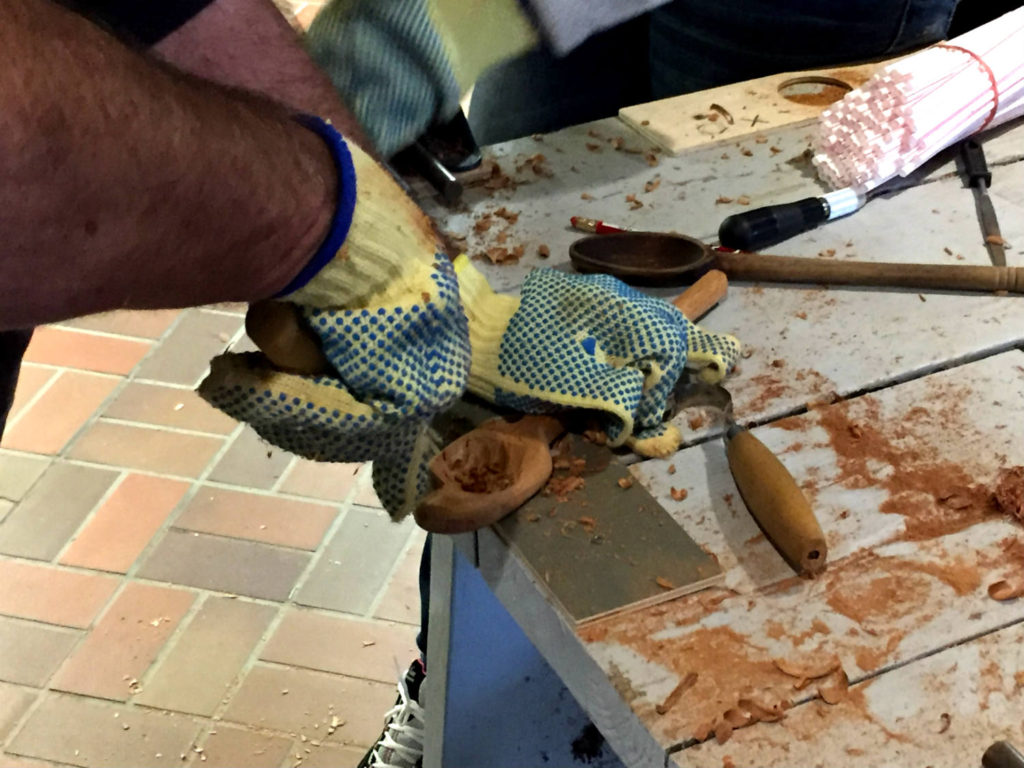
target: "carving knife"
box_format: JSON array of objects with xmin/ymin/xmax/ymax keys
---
[
  {"xmin": 671, "ymin": 379, "xmax": 827, "ymax": 577},
  {"xmin": 958, "ymin": 138, "xmax": 1006, "ymax": 267}
]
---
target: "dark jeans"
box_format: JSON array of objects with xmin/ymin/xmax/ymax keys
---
[
  {"xmin": 469, "ymin": 0, "xmax": 959, "ymax": 145},
  {"xmin": 0, "ymin": 329, "xmax": 33, "ymax": 441}
]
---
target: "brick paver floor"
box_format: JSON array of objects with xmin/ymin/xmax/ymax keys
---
[
  {"xmin": 1, "ymin": 301, "xmax": 424, "ymax": 768},
  {"xmin": 1, "ymin": 8, "xmax": 432, "ymax": 765}
]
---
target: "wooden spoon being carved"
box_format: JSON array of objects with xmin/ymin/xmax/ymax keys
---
[
  {"xmin": 415, "ymin": 415, "xmax": 565, "ymax": 533},
  {"xmin": 242, "ymin": 270, "xmax": 729, "ymax": 532}
]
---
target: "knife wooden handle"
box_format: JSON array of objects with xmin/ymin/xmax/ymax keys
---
[
  {"xmin": 725, "ymin": 426, "xmax": 827, "ymax": 576},
  {"xmin": 672, "ymin": 269, "xmax": 728, "ymax": 320},
  {"xmin": 715, "ymin": 251, "xmax": 1024, "ymax": 293}
]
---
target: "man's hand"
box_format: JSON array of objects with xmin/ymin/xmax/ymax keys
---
[
  {"xmin": 455, "ymin": 257, "xmax": 741, "ymax": 457},
  {"xmin": 199, "ymin": 131, "xmax": 473, "ymax": 520}
]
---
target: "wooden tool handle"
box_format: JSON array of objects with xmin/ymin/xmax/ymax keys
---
[
  {"xmin": 672, "ymin": 269, "xmax": 728, "ymax": 319},
  {"xmin": 246, "ymin": 301, "xmax": 331, "ymax": 375},
  {"xmin": 725, "ymin": 426, "xmax": 827, "ymax": 577},
  {"xmin": 715, "ymin": 251, "xmax": 1024, "ymax": 293}
]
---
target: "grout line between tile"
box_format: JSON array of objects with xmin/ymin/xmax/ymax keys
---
[
  {"xmin": 269, "ymin": 455, "xmax": 298, "ymax": 495},
  {"xmin": 60, "ymin": 457, "xmax": 199, "ymax": 483},
  {"xmin": 93, "ymin": 416, "xmax": 232, "ymax": 439},
  {"xmin": 56, "ymin": 308, "xmax": 195, "ymax": 460},
  {"xmin": 363, "ymin": 525, "xmax": 419, "ymax": 619},
  {"xmin": 202, "ymin": 478, "xmax": 370, "ymax": 507},
  {"xmin": 39, "ymin": 325, "xmax": 157, "ymax": 344},
  {"xmin": 50, "ymin": 470, "xmax": 129, "ymax": 565},
  {"xmin": 173, "ymin": 501, "xmax": 358, "ymax": 739},
  {"xmin": 257, "ymin": 657, "xmax": 399, "ymax": 688},
  {"xmin": 1, "ymin": 367, "xmax": 61, "ymax": 434}
]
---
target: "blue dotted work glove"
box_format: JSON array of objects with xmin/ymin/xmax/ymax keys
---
[
  {"xmin": 456, "ymin": 256, "xmax": 741, "ymax": 457},
  {"xmin": 199, "ymin": 123, "xmax": 471, "ymax": 519}
]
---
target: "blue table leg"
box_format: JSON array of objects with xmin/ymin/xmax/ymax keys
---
[{"xmin": 426, "ymin": 536, "xmax": 626, "ymax": 768}]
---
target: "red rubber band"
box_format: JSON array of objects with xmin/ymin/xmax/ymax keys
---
[{"xmin": 935, "ymin": 43, "xmax": 1001, "ymax": 130}]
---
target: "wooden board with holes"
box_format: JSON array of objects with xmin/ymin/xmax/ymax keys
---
[
  {"xmin": 619, "ymin": 59, "xmax": 897, "ymax": 156},
  {"xmin": 493, "ymin": 434, "xmax": 723, "ymax": 626}
]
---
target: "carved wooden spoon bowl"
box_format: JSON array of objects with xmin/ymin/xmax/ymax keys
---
[{"xmin": 415, "ymin": 415, "xmax": 565, "ymax": 534}]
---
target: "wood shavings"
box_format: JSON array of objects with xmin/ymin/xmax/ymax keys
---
[
  {"xmin": 755, "ymin": 135, "xmax": 767, "ymax": 144},
  {"xmin": 656, "ymin": 672, "xmax": 698, "ymax": 714},
  {"xmin": 938, "ymin": 712, "xmax": 951, "ymax": 734},
  {"xmin": 483, "ymin": 162, "xmax": 515, "ymax": 191},
  {"xmin": 714, "ymin": 720, "xmax": 733, "ymax": 744},
  {"xmin": 994, "ymin": 466, "xmax": 1024, "ymax": 521},
  {"xmin": 644, "ymin": 176, "xmax": 662, "ymax": 193},
  {"xmin": 645, "ymin": 152, "xmax": 660, "ymax": 167},
  {"xmin": 670, "ymin": 487, "xmax": 689, "ymax": 501},
  {"xmin": 817, "ymin": 668, "xmax": 849, "ymax": 704},
  {"xmin": 716, "ymin": 196, "xmax": 734, "ymax": 204},
  {"xmin": 625, "ymin": 194, "xmax": 643, "ymax": 210},
  {"xmin": 667, "ymin": 464, "xmax": 676, "ymax": 475},
  {"xmin": 517, "ymin": 153, "xmax": 552, "ymax": 177},
  {"xmin": 987, "ymin": 578, "xmax": 1024, "ymax": 600},
  {"xmin": 769, "ymin": 145, "xmax": 782, "ymax": 154},
  {"xmin": 772, "ymin": 653, "xmax": 840, "ymax": 680},
  {"xmin": 795, "ymin": 311, "xmax": 808, "ymax": 320},
  {"xmin": 544, "ymin": 474, "xmax": 584, "ymax": 501},
  {"xmin": 986, "ymin": 234, "xmax": 1007, "ymax": 246},
  {"xmin": 580, "ymin": 192, "xmax": 594, "ymax": 200},
  {"xmin": 736, "ymin": 195, "xmax": 751, "ymax": 205},
  {"xmin": 709, "ymin": 103, "xmax": 734, "ymax": 124},
  {"xmin": 585, "ymin": 142, "xmax": 602, "ymax": 152},
  {"xmin": 617, "ymin": 477, "xmax": 633, "ymax": 489},
  {"xmin": 494, "ymin": 207, "xmax": 519, "ymax": 223},
  {"xmin": 537, "ymin": 244, "xmax": 550, "ymax": 258},
  {"xmin": 655, "ymin": 577, "xmax": 675, "ymax": 590},
  {"xmin": 740, "ymin": 148, "xmax": 753, "ymax": 157},
  {"xmin": 687, "ymin": 414, "xmax": 706, "ymax": 431},
  {"xmin": 479, "ymin": 246, "xmax": 518, "ymax": 265},
  {"xmin": 420, "ymin": 292, "xmax": 431, "ymax": 304}
]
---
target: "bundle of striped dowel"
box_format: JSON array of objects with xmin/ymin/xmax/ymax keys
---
[{"xmin": 813, "ymin": 5, "xmax": 1024, "ymax": 191}]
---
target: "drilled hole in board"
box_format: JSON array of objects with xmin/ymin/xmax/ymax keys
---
[{"xmin": 777, "ymin": 76, "xmax": 852, "ymax": 107}]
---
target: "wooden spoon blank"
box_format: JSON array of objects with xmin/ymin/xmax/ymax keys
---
[{"xmin": 415, "ymin": 415, "xmax": 565, "ymax": 533}]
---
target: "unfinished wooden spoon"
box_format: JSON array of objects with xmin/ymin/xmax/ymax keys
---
[{"xmin": 414, "ymin": 415, "xmax": 565, "ymax": 534}]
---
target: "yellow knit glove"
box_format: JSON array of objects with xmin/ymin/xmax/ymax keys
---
[
  {"xmin": 199, "ymin": 129, "xmax": 470, "ymax": 519},
  {"xmin": 454, "ymin": 257, "xmax": 741, "ymax": 457}
]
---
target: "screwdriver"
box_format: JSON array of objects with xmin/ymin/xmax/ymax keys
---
[
  {"xmin": 718, "ymin": 187, "xmax": 866, "ymax": 251},
  {"xmin": 958, "ymin": 138, "xmax": 1006, "ymax": 267}
]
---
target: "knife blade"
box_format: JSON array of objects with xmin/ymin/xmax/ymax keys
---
[{"xmin": 959, "ymin": 139, "xmax": 1007, "ymax": 267}]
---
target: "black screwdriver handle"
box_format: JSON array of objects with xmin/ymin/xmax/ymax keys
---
[
  {"xmin": 718, "ymin": 197, "xmax": 829, "ymax": 251},
  {"xmin": 960, "ymin": 138, "xmax": 991, "ymax": 188}
]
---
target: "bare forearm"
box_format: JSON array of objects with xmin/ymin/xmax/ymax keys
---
[
  {"xmin": 153, "ymin": 0, "xmax": 369, "ymax": 149},
  {"xmin": 0, "ymin": 0, "xmax": 335, "ymax": 329}
]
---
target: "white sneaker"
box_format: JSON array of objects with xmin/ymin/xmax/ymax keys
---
[{"xmin": 358, "ymin": 660, "xmax": 426, "ymax": 768}]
